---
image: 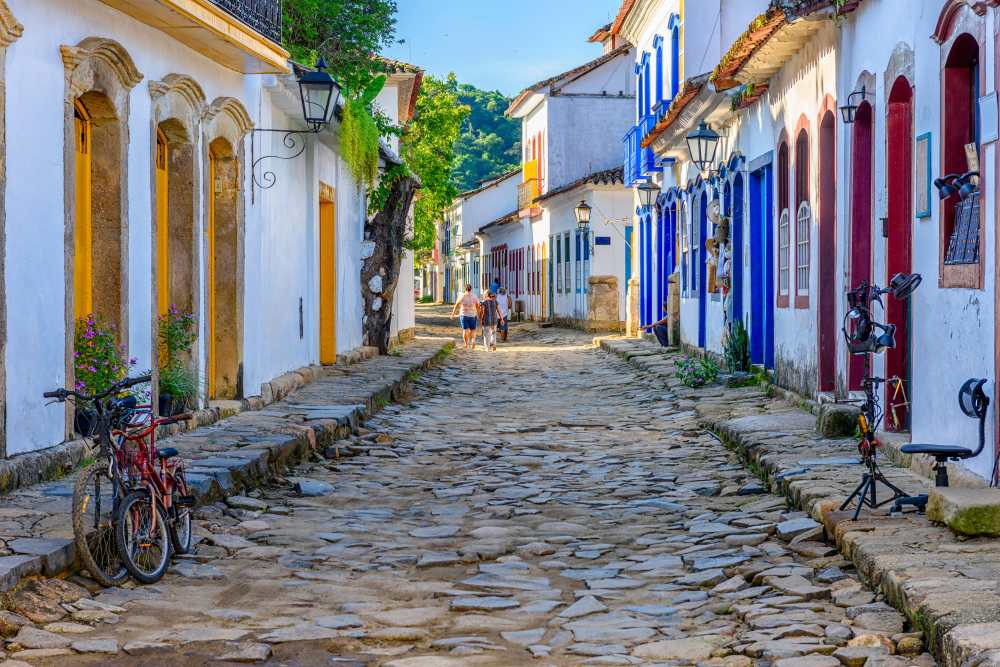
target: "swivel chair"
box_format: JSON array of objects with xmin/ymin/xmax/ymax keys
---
[{"xmin": 892, "ymin": 379, "xmax": 990, "ymax": 512}]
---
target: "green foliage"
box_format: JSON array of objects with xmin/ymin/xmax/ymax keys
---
[
  {"xmin": 419, "ymin": 295, "xmax": 435, "ymax": 303},
  {"xmin": 74, "ymin": 315, "xmax": 137, "ymax": 395},
  {"xmin": 754, "ymin": 368, "xmax": 768, "ymax": 386},
  {"xmin": 282, "ymin": 0, "xmax": 398, "ymax": 93},
  {"xmin": 367, "ymin": 162, "xmax": 410, "ymax": 217},
  {"xmin": 157, "ymin": 307, "xmax": 202, "ymax": 401},
  {"xmin": 449, "ymin": 81, "xmax": 522, "ymax": 193},
  {"xmin": 342, "ymin": 97, "xmax": 381, "ymax": 187},
  {"xmin": 723, "ymin": 317, "xmax": 752, "ymax": 373},
  {"xmin": 675, "ymin": 356, "xmax": 720, "ymax": 388},
  {"xmin": 405, "ymin": 74, "xmax": 470, "ymax": 249}
]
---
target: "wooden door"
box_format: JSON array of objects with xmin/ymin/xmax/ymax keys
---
[
  {"xmin": 319, "ymin": 189, "xmax": 337, "ymax": 363},
  {"xmin": 74, "ymin": 101, "xmax": 92, "ymax": 319},
  {"xmin": 818, "ymin": 111, "xmax": 837, "ymax": 393}
]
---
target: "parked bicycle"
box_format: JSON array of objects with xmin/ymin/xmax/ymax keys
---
[
  {"xmin": 44, "ymin": 376, "xmax": 193, "ymax": 585},
  {"xmin": 112, "ymin": 406, "xmax": 194, "ymax": 583},
  {"xmin": 44, "ymin": 375, "xmax": 150, "ymax": 586}
]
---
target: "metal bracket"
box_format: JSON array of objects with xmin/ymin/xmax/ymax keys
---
[{"xmin": 250, "ymin": 129, "xmax": 309, "ymax": 204}]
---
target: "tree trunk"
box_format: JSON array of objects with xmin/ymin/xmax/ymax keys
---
[{"xmin": 361, "ymin": 175, "xmax": 418, "ymax": 354}]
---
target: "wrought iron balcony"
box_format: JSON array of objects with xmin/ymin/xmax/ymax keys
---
[{"xmin": 211, "ymin": 0, "xmax": 283, "ymax": 44}]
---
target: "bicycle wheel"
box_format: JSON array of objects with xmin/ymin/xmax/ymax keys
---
[
  {"xmin": 72, "ymin": 460, "xmax": 129, "ymax": 588},
  {"xmin": 169, "ymin": 471, "xmax": 191, "ymax": 555},
  {"xmin": 114, "ymin": 491, "xmax": 171, "ymax": 584}
]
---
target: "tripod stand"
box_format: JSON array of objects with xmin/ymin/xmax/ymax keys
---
[{"xmin": 838, "ymin": 354, "xmax": 912, "ymax": 520}]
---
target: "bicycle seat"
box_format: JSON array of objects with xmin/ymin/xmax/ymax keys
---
[
  {"xmin": 156, "ymin": 447, "xmax": 178, "ymax": 459},
  {"xmin": 899, "ymin": 443, "xmax": 974, "ymax": 459},
  {"xmin": 109, "ymin": 396, "xmax": 138, "ymax": 412}
]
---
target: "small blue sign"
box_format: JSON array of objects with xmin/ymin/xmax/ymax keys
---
[{"xmin": 595, "ymin": 236, "xmax": 612, "ymax": 246}]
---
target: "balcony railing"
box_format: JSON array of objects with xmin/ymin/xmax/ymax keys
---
[
  {"xmin": 518, "ymin": 178, "xmax": 544, "ymax": 213},
  {"xmin": 211, "ymin": 0, "xmax": 283, "ymax": 44},
  {"xmin": 623, "ymin": 126, "xmax": 641, "ymax": 186}
]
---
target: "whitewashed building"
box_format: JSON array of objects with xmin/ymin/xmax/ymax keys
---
[
  {"xmin": 610, "ymin": 0, "xmax": 1000, "ymax": 483},
  {"xmin": 0, "ymin": 0, "xmax": 417, "ymax": 457},
  {"xmin": 502, "ymin": 38, "xmax": 636, "ymax": 326}
]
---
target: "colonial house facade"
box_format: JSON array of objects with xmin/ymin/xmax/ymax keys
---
[
  {"xmin": 614, "ymin": 0, "xmax": 1000, "ymax": 483},
  {"xmin": 0, "ymin": 0, "xmax": 417, "ymax": 457}
]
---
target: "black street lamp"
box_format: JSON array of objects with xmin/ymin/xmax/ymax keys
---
[
  {"xmin": 253, "ymin": 58, "xmax": 346, "ymax": 198},
  {"xmin": 298, "ymin": 57, "xmax": 343, "ymax": 132},
  {"xmin": 840, "ymin": 85, "xmax": 867, "ymax": 124},
  {"xmin": 636, "ymin": 179, "xmax": 661, "ymax": 209},
  {"xmin": 686, "ymin": 121, "xmax": 721, "ymax": 172},
  {"xmin": 575, "ymin": 199, "xmax": 592, "ymax": 232}
]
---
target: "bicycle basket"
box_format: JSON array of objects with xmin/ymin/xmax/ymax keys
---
[{"xmin": 117, "ymin": 437, "xmax": 148, "ymax": 489}]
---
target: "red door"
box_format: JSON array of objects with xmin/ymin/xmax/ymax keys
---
[
  {"xmin": 849, "ymin": 101, "xmax": 874, "ymax": 391},
  {"xmin": 885, "ymin": 76, "xmax": 913, "ymax": 431},
  {"xmin": 818, "ymin": 111, "xmax": 837, "ymax": 393}
]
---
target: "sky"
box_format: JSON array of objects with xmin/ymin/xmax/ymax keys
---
[{"xmin": 382, "ymin": 0, "xmax": 621, "ymax": 98}]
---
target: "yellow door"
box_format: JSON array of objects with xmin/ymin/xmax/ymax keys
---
[
  {"xmin": 73, "ymin": 101, "xmax": 92, "ymax": 320},
  {"xmin": 207, "ymin": 152, "xmax": 216, "ymax": 398},
  {"xmin": 319, "ymin": 191, "xmax": 336, "ymax": 363},
  {"xmin": 156, "ymin": 129, "xmax": 169, "ymax": 319}
]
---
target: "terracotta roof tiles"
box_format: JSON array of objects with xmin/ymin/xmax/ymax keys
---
[
  {"xmin": 534, "ymin": 166, "xmax": 625, "ymax": 204},
  {"xmin": 506, "ymin": 45, "xmax": 632, "ymax": 116}
]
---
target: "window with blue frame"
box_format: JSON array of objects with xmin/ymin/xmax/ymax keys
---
[
  {"xmin": 556, "ymin": 236, "xmax": 562, "ymax": 292},
  {"xmin": 669, "ymin": 15, "xmax": 680, "ymax": 99},
  {"xmin": 575, "ymin": 231, "xmax": 582, "ymax": 293},
  {"xmin": 654, "ymin": 36, "xmax": 663, "ymax": 105},
  {"xmin": 626, "ymin": 225, "xmax": 633, "ymax": 283}
]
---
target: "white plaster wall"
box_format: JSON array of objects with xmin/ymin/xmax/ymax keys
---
[
  {"xmin": 546, "ymin": 96, "xmax": 635, "ymax": 191},
  {"xmin": 463, "ymin": 176, "xmax": 519, "ymax": 234},
  {"xmin": 6, "ymin": 0, "xmax": 370, "ymax": 455},
  {"xmin": 840, "ymin": 0, "xmax": 997, "ymax": 479}
]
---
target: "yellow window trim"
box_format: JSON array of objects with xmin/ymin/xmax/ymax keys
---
[{"xmin": 74, "ymin": 99, "xmax": 92, "ymax": 321}]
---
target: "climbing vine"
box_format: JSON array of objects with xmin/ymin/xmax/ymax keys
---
[{"xmin": 341, "ymin": 97, "xmax": 381, "ymax": 187}]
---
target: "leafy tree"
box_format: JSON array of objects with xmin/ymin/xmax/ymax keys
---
[
  {"xmin": 450, "ymin": 82, "xmax": 522, "ymax": 192},
  {"xmin": 282, "ymin": 0, "xmax": 398, "ymax": 92},
  {"xmin": 404, "ymin": 75, "xmax": 470, "ymax": 249}
]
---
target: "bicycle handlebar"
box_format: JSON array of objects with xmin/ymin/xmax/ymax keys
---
[{"xmin": 43, "ymin": 375, "xmax": 151, "ymax": 403}]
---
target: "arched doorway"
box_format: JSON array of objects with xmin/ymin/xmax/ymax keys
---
[
  {"xmin": 817, "ymin": 110, "xmax": 837, "ymax": 393},
  {"xmin": 885, "ymin": 76, "xmax": 914, "ymax": 430},
  {"xmin": 208, "ymin": 138, "xmax": 241, "ymax": 399},
  {"xmin": 698, "ymin": 190, "xmax": 707, "ymax": 348},
  {"xmin": 849, "ymin": 100, "xmax": 874, "ymax": 391}
]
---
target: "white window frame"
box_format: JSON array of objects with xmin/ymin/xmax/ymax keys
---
[
  {"xmin": 779, "ymin": 208, "xmax": 790, "ymax": 296},
  {"xmin": 796, "ymin": 201, "xmax": 810, "ymax": 296}
]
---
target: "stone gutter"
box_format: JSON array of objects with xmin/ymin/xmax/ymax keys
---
[
  {"xmin": 0, "ymin": 335, "xmax": 455, "ymax": 596},
  {"xmin": 595, "ymin": 334, "xmax": 1000, "ymax": 667}
]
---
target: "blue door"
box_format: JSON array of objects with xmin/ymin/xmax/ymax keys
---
[
  {"xmin": 698, "ymin": 191, "xmax": 707, "ymax": 348},
  {"xmin": 749, "ymin": 166, "xmax": 775, "ymax": 367},
  {"xmin": 732, "ymin": 174, "xmax": 745, "ymax": 328},
  {"xmin": 625, "ymin": 225, "xmax": 633, "ymax": 283}
]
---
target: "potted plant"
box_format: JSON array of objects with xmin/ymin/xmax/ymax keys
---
[
  {"xmin": 157, "ymin": 307, "xmax": 201, "ymax": 416},
  {"xmin": 73, "ymin": 315, "xmax": 138, "ymax": 435}
]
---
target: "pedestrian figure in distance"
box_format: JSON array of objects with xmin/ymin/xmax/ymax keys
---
[
  {"xmin": 450, "ymin": 284, "xmax": 481, "ymax": 349},
  {"xmin": 497, "ymin": 287, "xmax": 512, "ymax": 343},
  {"xmin": 639, "ymin": 315, "xmax": 672, "ymax": 347},
  {"xmin": 491, "ymin": 280, "xmax": 499, "ymax": 296},
  {"xmin": 480, "ymin": 291, "xmax": 504, "ymax": 352}
]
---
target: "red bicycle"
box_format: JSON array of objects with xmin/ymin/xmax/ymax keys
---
[{"xmin": 111, "ymin": 407, "xmax": 194, "ymax": 583}]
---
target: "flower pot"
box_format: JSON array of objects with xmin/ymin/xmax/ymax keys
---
[
  {"xmin": 158, "ymin": 394, "xmax": 185, "ymax": 417},
  {"xmin": 75, "ymin": 410, "xmax": 98, "ymax": 437}
]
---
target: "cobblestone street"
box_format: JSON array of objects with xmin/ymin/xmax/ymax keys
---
[{"xmin": 0, "ymin": 306, "xmax": 928, "ymax": 667}]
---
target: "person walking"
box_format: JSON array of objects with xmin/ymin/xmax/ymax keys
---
[
  {"xmin": 639, "ymin": 315, "xmax": 673, "ymax": 347},
  {"xmin": 449, "ymin": 284, "xmax": 480, "ymax": 349},
  {"xmin": 497, "ymin": 287, "xmax": 512, "ymax": 343},
  {"xmin": 480, "ymin": 291, "xmax": 504, "ymax": 351}
]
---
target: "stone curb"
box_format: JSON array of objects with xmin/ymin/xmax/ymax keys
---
[{"xmin": 0, "ymin": 335, "xmax": 455, "ymax": 596}]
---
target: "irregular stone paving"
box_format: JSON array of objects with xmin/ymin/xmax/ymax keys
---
[
  {"xmin": 0, "ymin": 315, "xmax": 451, "ymax": 665},
  {"xmin": 601, "ymin": 335, "xmax": 1000, "ymax": 667},
  {"xmin": 0, "ymin": 305, "xmax": 927, "ymax": 667}
]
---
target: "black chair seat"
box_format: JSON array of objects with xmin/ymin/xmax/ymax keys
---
[
  {"xmin": 899, "ymin": 443, "xmax": 973, "ymax": 459},
  {"xmin": 156, "ymin": 448, "xmax": 178, "ymax": 459}
]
